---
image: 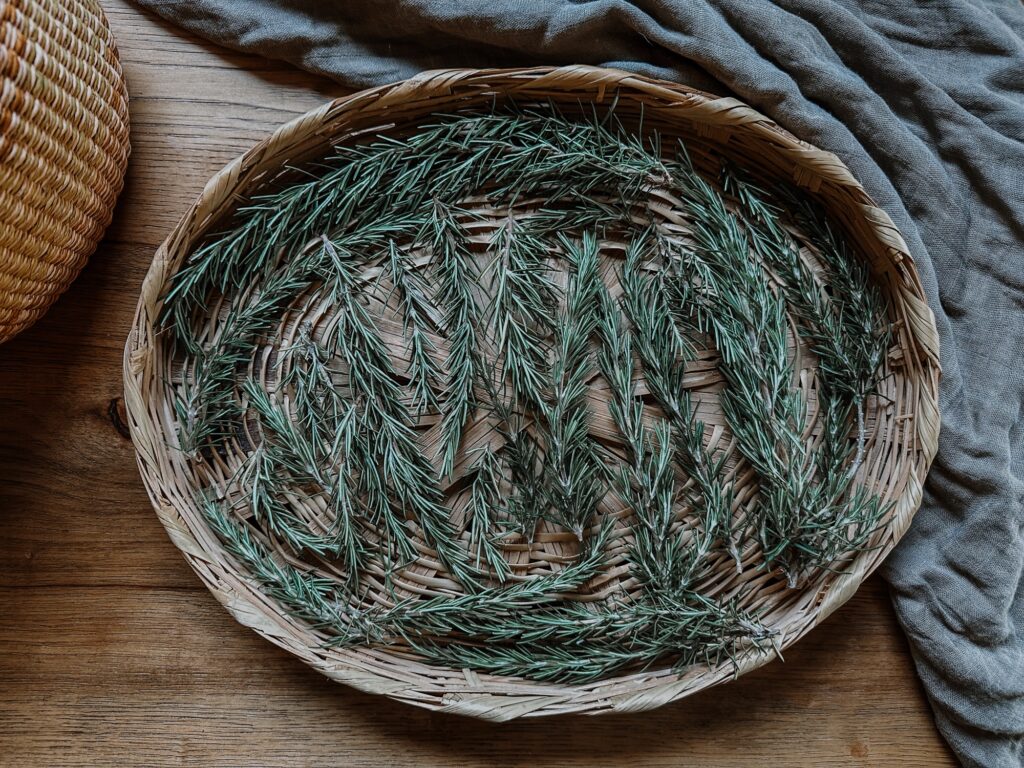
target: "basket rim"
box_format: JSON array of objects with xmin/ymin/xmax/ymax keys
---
[{"xmin": 122, "ymin": 64, "xmax": 940, "ymax": 721}]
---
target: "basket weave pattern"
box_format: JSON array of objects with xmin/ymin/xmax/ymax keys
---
[
  {"xmin": 125, "ymin": 67, "xmax": 940, "ymax": 720},
  {"xmin": 0, "ymin": 0, "xmax": 129, "ymax": 342}
]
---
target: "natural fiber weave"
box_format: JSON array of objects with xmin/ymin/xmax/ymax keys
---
[
  {"xmin": 0, "ymin": 0, "xmax": 129, "ymax": 343},
  {"xmin": 124, "ymin": 66, "xmax": 940, "ymax": 720}
]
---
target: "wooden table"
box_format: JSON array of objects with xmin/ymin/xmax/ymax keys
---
[{"xmin": 0, "ymin": 3, "xmax": 956, "ymax": 766}]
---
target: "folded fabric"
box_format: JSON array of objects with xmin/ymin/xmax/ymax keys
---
[{"xmin": 135, "ymin": 1, "xmax": 1024, "ymax": 764}]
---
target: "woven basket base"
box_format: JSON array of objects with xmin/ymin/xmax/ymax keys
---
[{"xmin": 124, "ymin": 66, "xmax": 939, "ymax": 720}]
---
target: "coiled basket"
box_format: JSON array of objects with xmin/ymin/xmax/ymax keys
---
[
  {"xmin": 0, "ymin": 0, "xmax": 130, "ymax": 343},
  {"xmin": 124, "ymin": 66, "xmax": 939, "ymax": 720}
]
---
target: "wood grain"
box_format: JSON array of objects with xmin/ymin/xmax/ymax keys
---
[{"xmin": 0, "ymin": 2, "xmax": 956, "ymax": 765}]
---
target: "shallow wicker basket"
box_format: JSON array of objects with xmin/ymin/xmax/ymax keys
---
[
  {"xmin": 0, "ymin": 0, "xmax": 130, "ymax": 343},
  {"xmin": 124, "ymin": 66, "xmax": 939, "ymax": 720}
]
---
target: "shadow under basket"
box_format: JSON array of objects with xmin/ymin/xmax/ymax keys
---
[{"xmin": 124, "ymin": 66, "xmax": 939, "ymax": 721}]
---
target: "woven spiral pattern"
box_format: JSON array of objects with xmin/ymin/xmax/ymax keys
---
[
  {"xmin": 125, "ymin": 67, "xmax": 940, "ymax": 720},
  {"xmin": 0, "ymin": 0, "xmax": 130, "ymax": 343}
]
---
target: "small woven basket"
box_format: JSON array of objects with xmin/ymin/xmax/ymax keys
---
[
  {"xmin": 125, "ymin": 66, "xmax": 939, "ymax": 720},
  {"xmin": 0, "ymin": 0, "xmax": 130, "ymax": 343}
]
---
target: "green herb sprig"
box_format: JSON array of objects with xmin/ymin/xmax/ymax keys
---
[{"xmin": 165, "ymin": 106, "xmax": 891, "ymax": 684}]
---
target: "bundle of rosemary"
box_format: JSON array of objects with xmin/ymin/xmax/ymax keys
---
[{"xmin": 162, "ymin": 106, "xmax": 891, "ymax": 684}]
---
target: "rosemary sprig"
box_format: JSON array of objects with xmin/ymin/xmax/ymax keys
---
[
  {"xmin": 201, "ymin": 495, "xmax": 374, "ymax": 638},
  {"xmin": 534, "ymin": 233, "xmax": 605, "ymax": 539},
  {"xmin": 484, "ymin": 215, "xmax": 556, "ymax": 406},
  {"xmin": 320, "ymin": 237, "xmax": 477, "ymax": 585},
  {"xmin": 385, "ymin": 240, "xmax": 444, "ymax": 414},
  {"xmin": 667, "ymin": 153, "xmax": 818, "ymax": 585},
  {"xmin": 465, "ymin": 446, "xmax": 512, "ymax": 582},
  {"xmin": 236, "ymin": 380, "xmax": 354, "ymax": 558},
  {"xmin": 617, "ymin": 233, "xmax": 737, "ymax": 566},
  {"xmin": 428, "ymin": 201, "xmax": 485, "ymax": 477},
  {"xmin": 498, "ymin": 422, "xmax": 548, "ymax": 542},
  {"xmin": 666, "ymin": 151, "xmax": 890, "ymax": 584},
  {"xmin": 397, "ymin": 581, "xmax": 773, "ymax": 684},
  {"xmin": 722, "ymin": 169, "xmax": 891, "ymax": 574},
  {"xmin": 175, "ymin": 265, "xmax": 312, "ymax": 451}
]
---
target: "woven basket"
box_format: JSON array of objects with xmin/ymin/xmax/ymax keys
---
[
  {"xmin": 124, "ymin": 66, "xmax": 940, "ymax": 720},
  {"xmin": 0, "ymin": 0, "xmax": 130, "ymax": 343}
]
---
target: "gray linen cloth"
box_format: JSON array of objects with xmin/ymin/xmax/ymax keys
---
[{"xmin": 135, "ymin": 1, "xmax": 1024, "ymax": 764}]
